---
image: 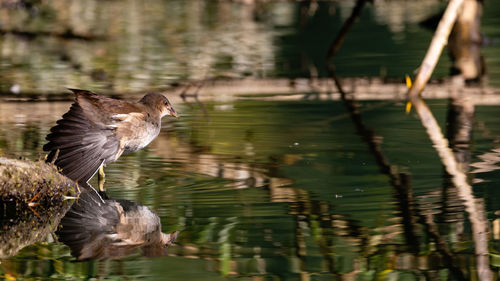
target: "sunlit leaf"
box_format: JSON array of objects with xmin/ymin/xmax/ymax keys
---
[{"xmin": 405, "ymin": 75, "xmax": 413, "ymax": 88}]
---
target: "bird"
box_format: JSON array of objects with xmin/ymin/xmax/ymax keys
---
[
  {"xmin": 57, "ymin": 189, "xmax": 179, "ymax": 261},
  {"xmin": 43, "ymin": 88, "xmax": 178, "ymax": 188}
]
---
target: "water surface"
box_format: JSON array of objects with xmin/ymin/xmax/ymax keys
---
[{"xmin": 0, "ymin": 97, "xmax": 499, "ymax": 280}]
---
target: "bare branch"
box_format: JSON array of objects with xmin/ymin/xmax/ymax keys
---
[{"xmin": 408, "ymin": 0, "xmax": 465, "ymax": 99}]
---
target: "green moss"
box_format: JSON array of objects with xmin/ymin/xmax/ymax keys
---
[{"xmin": 0, "ymin": 157, "xmax": 79, "ymax": 202}]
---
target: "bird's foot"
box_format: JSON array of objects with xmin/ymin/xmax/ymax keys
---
[{"xmin": 98, "ymin": 166, "xmax": 106, "ymax": 192}]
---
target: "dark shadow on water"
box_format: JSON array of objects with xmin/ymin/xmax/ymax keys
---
[
  {"xmin": 0, "ymin": 198, "xmax": 72, "ymax": 259},
  {"xmin": 57, "ymin": 187, "xmax": 179, "ymax": 261}
]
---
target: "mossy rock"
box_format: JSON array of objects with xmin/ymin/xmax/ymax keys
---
[
  {"xmin": 0, "ymin": 157, "xmax": 79, "ymax": 203},
  {"xmin": 0, "ymin": 157, "xmax": 80, "ymax": 258}
]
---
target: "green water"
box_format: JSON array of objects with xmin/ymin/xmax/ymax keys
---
[{"xmin": 1, "ymin": 99, "xmax": 500, "ymax": 280}]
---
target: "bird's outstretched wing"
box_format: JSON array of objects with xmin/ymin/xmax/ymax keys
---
[
  {"xmin": 43, "ymin": 89, "xmax": 122, "ymax": 183},
  {"xmin": 57, "ymin": 189, "xmax": 121, "ymax": 260}
]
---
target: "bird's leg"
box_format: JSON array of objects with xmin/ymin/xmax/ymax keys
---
[{"xmin": 98, "ymin": 165, "xmax": 106, "ymax": 192}]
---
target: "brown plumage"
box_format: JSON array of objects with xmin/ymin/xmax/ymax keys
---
[{"xmin": 43, "ymin": 89, "xmax": 178, "ymax": 184}]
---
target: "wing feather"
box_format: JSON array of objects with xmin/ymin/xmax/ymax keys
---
[{"xmin": 44, "ymin": 99, "xmax": 121, "ymax": 183}]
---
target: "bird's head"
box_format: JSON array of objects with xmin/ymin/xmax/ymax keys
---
[{"xmin": 139, "ymin": 92, "xmax": 179, "ymax": 118}]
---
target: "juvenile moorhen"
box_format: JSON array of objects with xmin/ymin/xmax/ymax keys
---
[
  {"xmin": 43, "ymin": 89, "xmax": 178, "ymax": 187},
  {"xmin": 57, "ymin": 189, "xmax": 179, "ymax": 260}
]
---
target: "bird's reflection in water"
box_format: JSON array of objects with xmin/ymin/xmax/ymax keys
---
[{"xmin": 57, "ymin": 187, "xmax": 178, "ymax": 261}]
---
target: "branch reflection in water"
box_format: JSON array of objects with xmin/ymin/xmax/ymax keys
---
[{"xmin": 57, "ymin": 187, "xmax": 179, "ymax": 261}]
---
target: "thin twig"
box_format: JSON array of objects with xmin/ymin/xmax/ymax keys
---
[
  {"xmin": 411, "ymin": 98, "xmax": 492, "ymax": 281},
  {"xmin": 405, "ymin": 0, "xmax": 491, "ymax": 279},
  {"xmin": 180, "ymin": 79, "xmax": 210, "ymax": 119},
  {"xmin": 326, "ymin": 0, "xmax": 369, "ymax": 60},
  {"xmin": 325, "ymin": 1, "xmax": 471, "ymax": 276},
  {"xmin": 407, "ymin": 0, "xmax": 465, "ymax": 99}
]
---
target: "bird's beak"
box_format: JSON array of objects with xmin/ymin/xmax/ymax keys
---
[{"xmin": 168, "ymin": 106, "xmax": 179, "ymax": 118}]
